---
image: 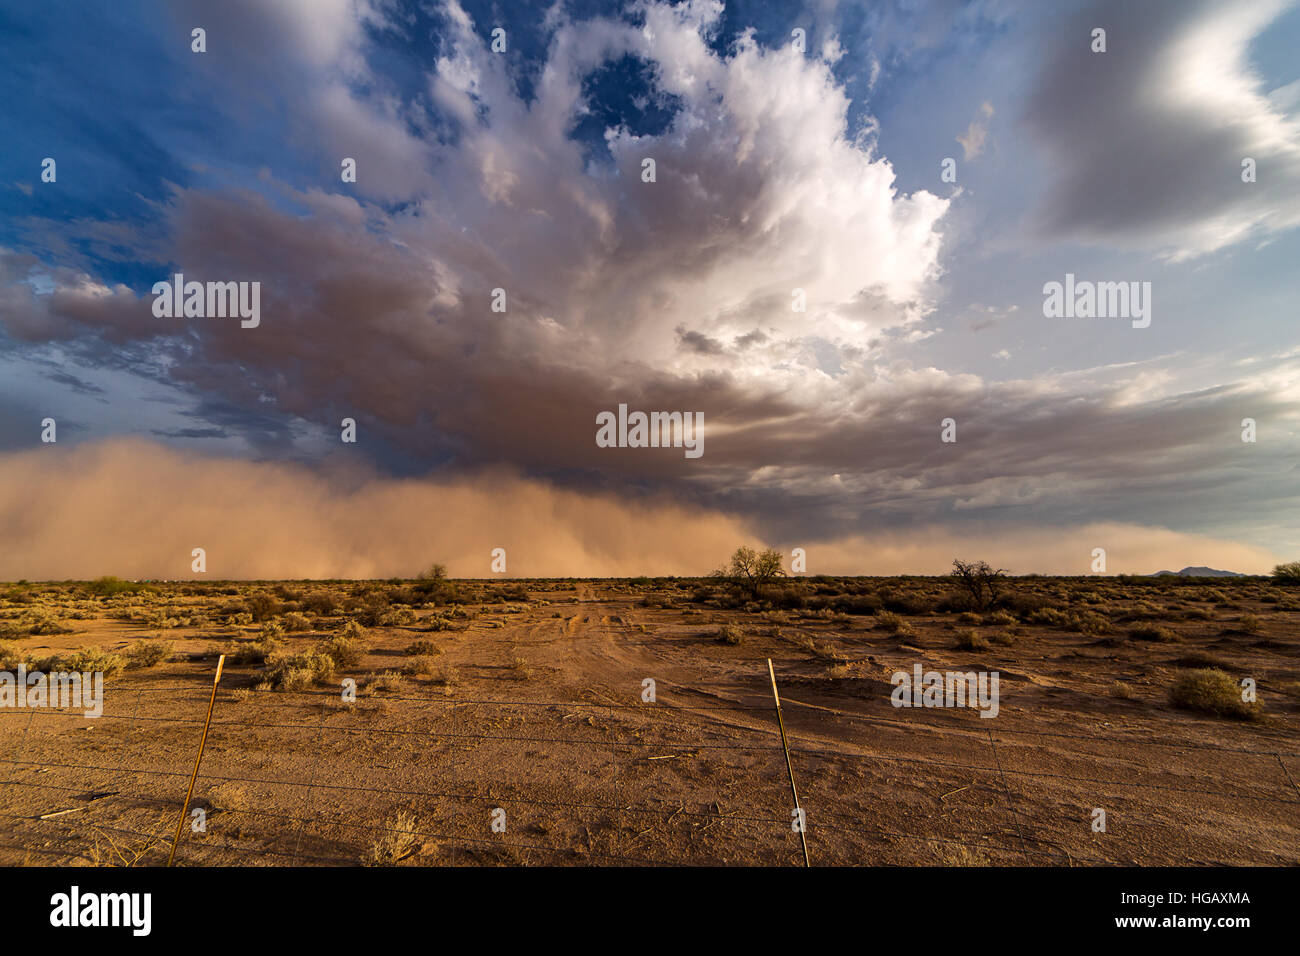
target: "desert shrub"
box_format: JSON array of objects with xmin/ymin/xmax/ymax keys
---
[
  {"xmin": 718, "ymin": 624, "xmax": 744, "ymax": 645},
  {"xmin": 1028, "ymin": 607, "xmax": 1071, "ymax": 627},
  {"xmin": 125, "ymin": 639, "xmax": 173, "ymax": 669},
  {"xmin": 365, "ymin": 670, "xmax": 408, "ymax": 694},
  {"xmin": 934, "ymin": 590, "xmax": 977, "ymax": 613},
  {"xmin": 950, "ymin": 559, "xmax": 1008, "ymax": 611},
  {"xmin": 353, "ymin": 596, "xmax": 392, "ymax": 626},
  {"xmin": 25, "ymin": 653, "xmax": 61, "ymax": 672},
  {"xmin": 711, "ymin": 546, "xmax": 787, "ymax": 600},
  {"xmin": 425, "ymin": 615, "xmax": 455, "ymax": 632},
  {"xmin": 489, "ymin": 584, "xmax": 530, "ymax": 603},
  {"xmin": 401, "ymin": 654, "xmax": 440, "ymax": 676},
  {"xmin": 377, "ymin": 606, "xmax": 417, "ymax": 627},
  {"xmin": 429, "ymin": 664, "xmax": 459, "ymax": 686},
  {"xmin": 244, "ymin": 593, "xmax": 283, "ymax": 622},
  {"xmin": 1119, "ymin": 602, "xmax": 1163, "ymax": 621},
  {"xmin": 225, "ymin": 611, "xmax": 254, "ymax": 627},
  {"xmin": 879, "ymin": 591, "xmax": 930, "ymax": 615},
  {"xmin": 412, "ymin": 565, "xmax": 464, "ymax": 605},
  {"xmin": 1066, "ymin": 610, "xmax": 1113, "ymax": 635},
  {"xmin": 318, "ymin": 634, "xmax": 366, "ymax": 668},
  {"xmin": 1129, "ymin": 625, "xmax": 1179, "ymax": 643},
  {"xmin": 954, "ymin": 629, "xmax": 989, "ymax": 651},
  {"xmin": 983, "ymin": 610, "xmax": 1018, "ymax": 626},
  {"xmin": 1271, "ymin": 561, "xmax": 1300, "ymax": 584},
  {"xmin": 62, "ymin": 646, "xmax": 126, "ymax": 676},
  {"xmin": 339, "ymin": 619, "xmax": 366, "ymax": 640},
  {"xmin": 875, "ymin": 612, "xmax": 908, "ymax": 634},
  {"xmin": 299, "ymin": 591, "xmax": 338, "ymax": 616},
  {"xmin": 23, "ymin": 610, "xmax": 74, "ymax": 636},
  {"xmin": 226, "ymin": 633, "xmax": 280, "ymax": 665},
  {"xmin": 280, "ymin": 612, "xmax": 312, "ymax": 632},
  {"xmin": 0, "ymin": 644, "xmax": 22, "ymax": 670},
  {"xmin": 262, "ymin": 649, "xmax": 336, "ymax": 691},
  {"xmin": 385, "ymin": 586, "xmax": 420, "ymax": 606},
  {"xmin": 929, "ymin": 844, "xmax": 989, "ymax": 867},
  {"xmin": 769, "ymin": 588, "xmax": 808, "ymax": 610},
  {"xmin": 826, "ymin": 595, "xmax": 878, "ymax": 616},
  {"xmin": 86, "ymin": 576, "xmax": 150, "ymax": 598},
  {"xmin": 364, "ymin": 810, "xmax": 421, "ymax": 865},
  {"xmin": 1234, "ymin": 614, "xmax": 1263, "ymax": 634},
  {"xmin": 204, "ymin": 782, "xmax": 251, "ymax": 814},
  {"xmin": 260, "ymin": 620, "xmax": 285, "ymax": 640},
  {"xmin": 404, "ymin": 639, "xmax": 441, "ymax": 656},
  {"xmin": 1003, "ymin": 591, "xmax": 1049, "ymax": 617},
  {"xmin": 1169, "ymin": 653, "xmax": 1230, "ymax": 670},
  {"xmin": 1169, "ymin": 669, "xmax": 1258, "ymax": 720},
  {"xmin": 957, "ymin": 612, "xmax": 982, "ymax": 625}
]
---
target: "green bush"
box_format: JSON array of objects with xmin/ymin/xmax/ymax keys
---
[{"xmin": 85, "ymin": 576, "xmax": 150, "ymax": 598}]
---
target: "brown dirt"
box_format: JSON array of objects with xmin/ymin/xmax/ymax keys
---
[{"xmin": 1, "ymin": 577, "xmax": 1297, "ymax": 866}]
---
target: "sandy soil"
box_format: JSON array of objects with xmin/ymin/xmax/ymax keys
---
[{"xmin": 1, "ymin": 578, "xmax": 1297, "ymax": 866}]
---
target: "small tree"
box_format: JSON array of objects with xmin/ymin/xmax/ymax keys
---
[
  {"xmin": 950, "ymin": 559, "xmax": 1009, "ymax": 611},
  {"xmin": 713, "ymin": 546, "xmax": 787, "ymax": 600},
  {"xmin": 1272, "ymin": 562, "xmax": 1300, "ymax": 584},
  {"xmin": 413, "ymin": 563, "xmax": 458, "ymax": 603}
]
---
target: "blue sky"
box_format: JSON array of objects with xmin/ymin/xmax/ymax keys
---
[{"xmin": 1, "ymin": 0, "xmax": 1299, "ymax": 576}]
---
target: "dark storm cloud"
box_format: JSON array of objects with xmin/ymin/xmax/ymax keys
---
[
  {"xmin": 1025, "ymin": 0, "xmax": 1300, "ymax": 258},
  {"xmin": 1, "ymin": 0, "xmax": 1298, "ymax": 564}
]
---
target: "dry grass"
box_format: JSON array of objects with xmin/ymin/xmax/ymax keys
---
[
  {"xmin": 124, "ymin": 638, "xmax": 173, "ymax": 669},
  {"xmin": 364, "ymin": 810, "xmax": 422, "ymax": 865},
  {"xmin": 1169, "ymin": 668, "xmax": 1259, "ymax": 720}
]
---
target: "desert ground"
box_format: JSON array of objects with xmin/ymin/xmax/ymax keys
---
[{"xmin": 0, "ymin": 573, "xmax": 1297, "ymax": 866}]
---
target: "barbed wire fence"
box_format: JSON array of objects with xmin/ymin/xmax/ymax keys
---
[{"xmin": 1, "ymin": 668, "xmax": 1297, "ymax": 867}]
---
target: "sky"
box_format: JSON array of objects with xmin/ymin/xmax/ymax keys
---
[{"xmin": 1, "ymin": 0, "xmax": 1298, "ymax": 578}]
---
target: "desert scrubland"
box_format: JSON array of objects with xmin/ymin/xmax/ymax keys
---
[{"xmin": 1, "ymin": 572, "xmax": 1297, "ymax": 866}]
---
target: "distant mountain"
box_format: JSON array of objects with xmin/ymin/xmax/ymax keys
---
[{"xmin": 1151, "ymin": 566, "xmax": 1247, "ymax": 577}]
